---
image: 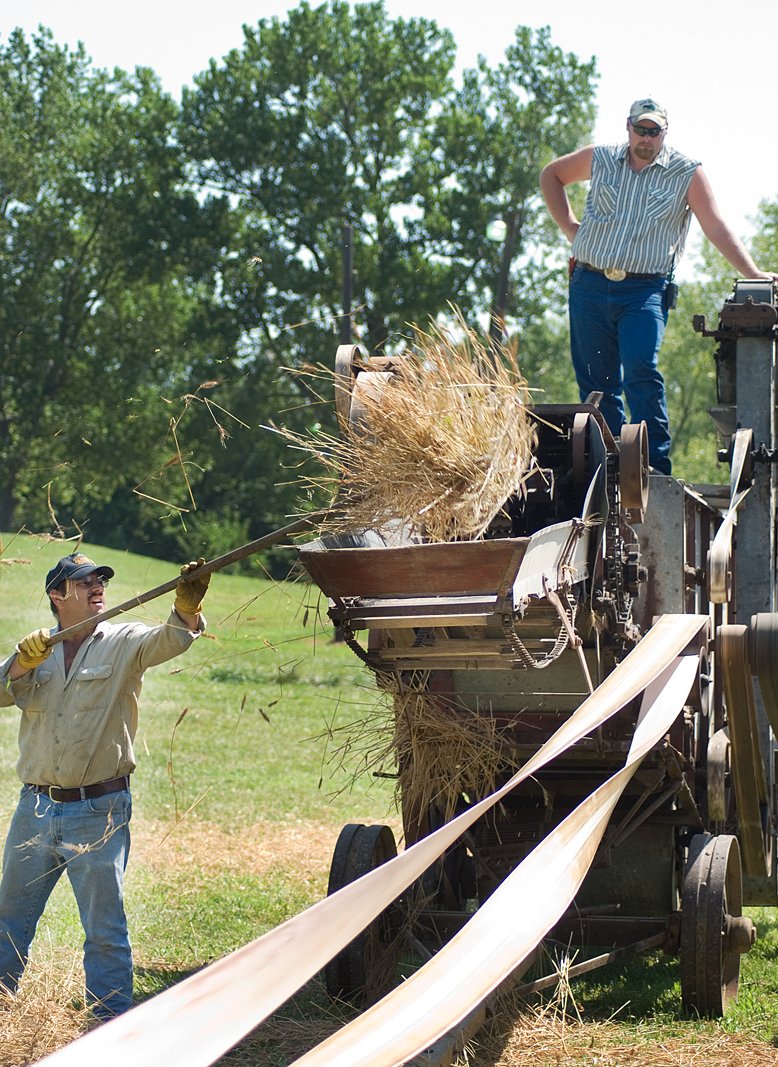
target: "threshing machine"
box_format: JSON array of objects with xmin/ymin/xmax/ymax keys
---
[{"xmin": 298, "ymin": 280, "xmax": 778, "ymax": 1023}]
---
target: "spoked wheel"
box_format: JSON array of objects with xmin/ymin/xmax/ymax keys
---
[
  {"xmin": 680, "ymin": 834, "xmax": 755, "ymax": 1016},
  {"xmin": 324, "ymin": 823, "xmax": 399, "ymax": 1006}
]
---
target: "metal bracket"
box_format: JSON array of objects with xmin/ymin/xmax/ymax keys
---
[
  {"xmin": 751, "ymin": 443, "xmax": 778, "ymax": 465},
  {"xmin": 694, "ymin": 298, "xmax": 778, "ymax": 340}
]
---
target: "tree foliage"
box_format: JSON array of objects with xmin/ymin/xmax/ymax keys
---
[
  {"xmin": 0, "ymin": 7, "xmax": 600, "ymax": 566},
  {"xmin": 180, "ymin": 3, "xmax": 597, "ymax": 356},
  {"xmin": 662, "ymin": 205, "xmax": 778, "ymax": 484},
  {"xmin": 751, "ymin": 195, "xmax": 778, "ymax": 270},
  {"xmin": 0, "ymin": 27, "xmax": 240, "ymax": 544},
  {"xmin": 4, "ymin": 5, "xmax": 772, "ymax": 565}
]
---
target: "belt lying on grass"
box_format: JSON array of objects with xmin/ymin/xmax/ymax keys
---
[
  {"xmin": 578, "ymin": 262, "xmax": 664, "ymax": 281},
  {"xmin": 27, "ymin": 775, "xmax": 130, "ymax": 802}
]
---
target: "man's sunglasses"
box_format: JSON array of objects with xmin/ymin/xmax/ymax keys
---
[
  {"xmin": 630, "ymin": 121, "xmax": 666, "ymax": 138},
  {"xmin": 74, "ymin": 576, "xmax": 109, "ymax": 589}
]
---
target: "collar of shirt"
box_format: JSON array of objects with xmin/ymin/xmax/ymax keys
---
[
  {"xmin": 50, "ymin": 621, "xmax": 107, "ymax": 646},
  {"xmin": 618, "ymin": 141, "xmax": 671, "ymax": 170}
]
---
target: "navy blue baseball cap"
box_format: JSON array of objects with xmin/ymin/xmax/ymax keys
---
[{"xmin": 45, "ymin": 553, "xmax": 115, "ymax": 592}]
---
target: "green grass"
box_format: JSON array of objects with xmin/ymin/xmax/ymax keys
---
[{"xmin": 561, "ymin": 916, "xmax": 778, "ymax": 1043}]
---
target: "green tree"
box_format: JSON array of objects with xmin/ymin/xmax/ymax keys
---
[
  {"xmin": 180, "ymin": 4, "xmax": 597, "ymax": 358},
  {"xmin": 0, "ymin": 9, "xmax": 600, "ymax": 562},
  {"xmin": 751, "ymin": 195, "xmax": 778, "ymax": 268},
  {"xmin": 421, "ymin": 25, "xmax": 597, "ymax": 340},
  {"xmin": 0, "ymin": 28, "xmax": 239, "ymax": 538},
  {"xmin": 181, "ymin": 0, "xmax": 459, "ymax": 360},
  {"xmin": 174, "ymin": 3, "xmax": 597, "ymax": 540}
]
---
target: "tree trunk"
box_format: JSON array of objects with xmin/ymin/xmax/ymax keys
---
[{"xmin": 0, "ymin": 481, "xmax": 16, "ymax": 532}]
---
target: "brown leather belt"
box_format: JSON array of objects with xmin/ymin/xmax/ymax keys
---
[
  {"xmin": 27, "ymin": 775, "xmax": 130, "ymax": 802},
  {"xmin": 578, "ymin": 262, "xmax": 663, "ymax": 281}
]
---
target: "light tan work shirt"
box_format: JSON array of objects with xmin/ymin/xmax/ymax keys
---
[{"xmin": 0, "ymin": 610, "xmax": 204, "ymax": 788}]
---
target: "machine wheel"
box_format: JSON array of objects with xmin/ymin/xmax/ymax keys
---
[
  {"xmin": 324, "ymin": 823, "xmax": 399, "ymax": 1006},
  {"xmin": 334, "ymin": 343, "xmax": 360, "ymax": 425},
  {"xmin": 619, "ymin": 421, "xmax": 649, "ymax": 514},
  {"xmin": 423, "ymin": 802, "xmax": 477, "ymax": 910},
  {"xmin": 680, "ymin": 834, "xmax": 755, "ymax": 1016}
]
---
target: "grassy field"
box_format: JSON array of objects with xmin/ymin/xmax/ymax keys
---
[{"xmin": 1, "ymin": 530, "xmax": 778, "ymax": 1065}]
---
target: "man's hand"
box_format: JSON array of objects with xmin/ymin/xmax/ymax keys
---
[
  {"xmin": 174, "ymin": 559, "xmax": 210, "ymax": 617},
  {"xmin": 16, "ymin": 629, "xmax": 52, "ymax": 672}
]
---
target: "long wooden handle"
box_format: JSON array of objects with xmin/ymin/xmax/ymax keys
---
[{"xmin": 48, "ymin": 511, "xmax": 327, "ymax": 646}]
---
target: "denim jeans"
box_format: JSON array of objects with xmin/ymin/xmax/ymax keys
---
[
  {"xmin": 569, "ymin": 266, "xmax": 672, "ymax": 474},
  {"xmin": 0, "ymin": 785, "xmax": 132, "ymax": 1018}
]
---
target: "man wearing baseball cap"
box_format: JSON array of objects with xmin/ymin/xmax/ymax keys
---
[
  {"xmin": 0, "ymin": 551, "xmax": 210, "ymax": 1020},
  {"xmin": 541, "ymin": 97, "xmax": 778, "ymax": 474}
]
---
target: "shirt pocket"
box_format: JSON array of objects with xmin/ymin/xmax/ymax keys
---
[
  {"xmin": 20, "ymin": 668, "xmax": 53, "ymax": 713},
  {"xmin": 644, "ymin": 188, "xmax": 676, "ymax": 224},
  {"xmin": 591, "ymin": 182, "xmax": 617, "ymax": 220},
  {"xmin": 74, "ymin": 664, "xmax": 114, "ymax": 709}
]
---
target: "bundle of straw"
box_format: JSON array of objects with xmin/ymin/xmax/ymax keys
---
[
  {"xmin": 281, "ymin": 313, "xmax": 537, "ymax": 543},
  {"xmin": 391, "ymin": 684, "xmax": 511, "ymax": 823}
]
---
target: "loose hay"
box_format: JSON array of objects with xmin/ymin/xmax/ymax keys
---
[
  {"xmin": 483, "ymin": 1012, "xmax": 778, "ymax": 1067},
  {"xmin": 463, "ymin": 978, "xmax": 778, "ymax": 1067},
  {"xmin": 283, "ymin": 316, "xmax": 536, "ymax": 825},
  {"xmin": 390, "ymin": 679, "xmax": 514, "ymax": 824},
  {"xmin": 320, "ymin": 674, "xmax": 517, "ymax": 829},
  {"xmin": 0, "ymin": 952, "xmax": 90, "ymax": 1066},
  {"xmin": 280, "ymin": 312, "xmax": 537, "ymax": 543}
]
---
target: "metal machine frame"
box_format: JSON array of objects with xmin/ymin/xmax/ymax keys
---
[{"xmin": 298, "ymin": 280, "xmax": 778, "ymax": 1022}]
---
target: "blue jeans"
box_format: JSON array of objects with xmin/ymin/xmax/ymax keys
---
[
  {"xmin": 0, "ymin": 785, "xmax": 133, "ymax": 1018},
  {"xmin": 569, "ymin": 266, "xmax": 671, "ymax": 474}
]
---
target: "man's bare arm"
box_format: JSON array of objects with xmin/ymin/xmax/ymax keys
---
[
  {"xmin": 687, "ymin": 167, "xmax": 778, "ymax": 282},
  {"xmin": 540, "ymin": 146, "xmax": 595, "ymax": 243}
]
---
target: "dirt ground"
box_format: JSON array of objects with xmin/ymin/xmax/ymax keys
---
[{"xmin": 133, "ymin": 815, "xmax": 340, "ymax": 883}]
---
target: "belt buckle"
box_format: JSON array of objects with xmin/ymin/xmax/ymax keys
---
[
  {"xmin": 604, "ymin": 268, "xmax": 627, "ymax": 282},
  {"xmin": 48, "ymin": 785, "xmax": 65, "ymax": 802}
]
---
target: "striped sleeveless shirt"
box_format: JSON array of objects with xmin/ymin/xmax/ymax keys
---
[{"xmin": 571, "ymin": 143, "xmax": 700, "ymax": 275}]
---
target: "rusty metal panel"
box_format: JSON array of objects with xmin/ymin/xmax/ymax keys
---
[{"xmin": 299, "ymin": 537, "xmax": 528, "ymax": 599}]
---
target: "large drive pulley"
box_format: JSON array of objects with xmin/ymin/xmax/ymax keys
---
[
  {"xmin": 749, "ymin": 612, "xmax": 778, "ymax": 737},
  {"xmin": 619, "ymin": 421, "xmax": 650, "ymax": 516},
  {"xmin": 680, "ymin": 834, "xmax": 755, "ymax": 1016}
]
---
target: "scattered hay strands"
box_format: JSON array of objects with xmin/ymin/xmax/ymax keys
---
[
  {"xmin": 487, "ymin": 1010, "xmax": 778, "ymax": 1067},
  {"xmin": 390, "ymin": 680, "xmax": 515, "ymax": 824},
  {"xmin": 318, "ymin": 673, "xmax": 518, "ymax": 830},
  {"xmin": 0, "ymin": 952, "xmax": 89, "ymax": 1066},
  {"xmin": 277, "ymin": 313, "xmax": 538, "ymax": 543}
]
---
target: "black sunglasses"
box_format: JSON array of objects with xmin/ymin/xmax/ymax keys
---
[{"xmin": 630, "ymin": 121, "xmax": 665, "ymax": 138}]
